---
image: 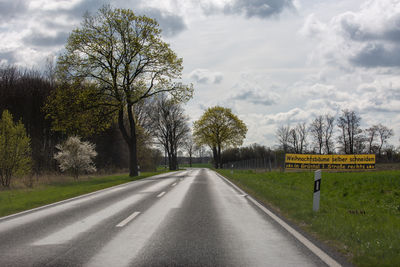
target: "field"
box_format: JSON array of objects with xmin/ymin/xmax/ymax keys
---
[
  {"xmin": 0, "ymin": 171, "xmax": 167, "ymax": 218},
  {"xmin": 216, "ymin": 169, "xmax": 400, "ymax": 266}
]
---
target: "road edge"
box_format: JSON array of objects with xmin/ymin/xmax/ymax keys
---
[{"xmin": 214, "ymin": 170, "xmax": 351, "ymax": 267}]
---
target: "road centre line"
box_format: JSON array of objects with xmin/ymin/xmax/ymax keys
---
[
  {"xmin": 171, "ymin": 182, "xmax": 177, "ymax": 187},
  {"xmin": 116, "ymin": 212, "xmax": 141, "ymax": 227},
  {"xmin": 32, "ymin": 179, "xmax": 173, "ymax": 246},
  {"xmin": 157, "ymin": 191, "xmax": 166, "ymax": 198},
  {"xmin": 215, "ymin": 171, "xmax": 342, "ymax": 267}
]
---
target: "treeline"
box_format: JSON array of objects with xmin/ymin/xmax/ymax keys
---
[
  {"xmin": 220, "ymin": 143, "xmax": 285, "ymax": 168},
  {"xmin": 0, "ymin": 65, "xmax": 164, "ymax": 175},
  {"xmin": 276, "ymin": 109, "xmax": 398, "ymax": 162}
]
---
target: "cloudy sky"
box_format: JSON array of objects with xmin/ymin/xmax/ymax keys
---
[{"xmin": 1, "ymin": 0, "xmax": 400, "ymax": 148}]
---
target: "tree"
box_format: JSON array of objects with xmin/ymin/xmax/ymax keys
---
[
  {"xmin": 0, "ymin": 110, "xmax": 31, "ymax": 188},
  {"xmin": 337, "ymin": 109, "xmax": 362, "ymax": 154},
  {"xmin": 149, "ymin": 95, "xmax": 189, "ymax": 170},
  {"xmin": 295, "ymin": 122, "xmax": 307, "ymax": 153},
  {"xmin": 51, "ymin": 6, "xmax": 192, "ymax": 176},
  {"xmin": 289, "ymin": 128, "xmax": 299, "ymax": 153},
  {"xmin": 0, "ymin": 66, "xmax": 62, "ymax": 174},
  {"xmin": 54, "ymin": 136, "xmax": 97, "ymax": 180},
  {"xmin": 310, "ymin": 114, "xmax": 335, "ymax": 154},
  {"xmin": 193, "ymin": 106, "xmax": 247, "ymax": 168},
  {"xmin": 310, "ymin": 116, "xmax": 324, "ymax": 154},
  {"xmin": 183, "ymin": 134, "xmax": 196, "ymax": 167},
  {"xmin": 377, "ymin": 124, "xmax": 394, "ymax": 156},
  {"xmin": 365, "ymin": 125, "xmax": 379, "ymax": 154},
  {"xmin": 276, "ymin": 125, "xmax": 291, "ymax": 153},
  {"xmin": 323, "ymin": 114, "xmax": 335, "ymax": 154}
]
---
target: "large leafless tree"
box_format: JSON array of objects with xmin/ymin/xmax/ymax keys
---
[
  {"xmin": 323, "ymin": 114, "xmax": 335, "ymax": 154},
  {"xmin": 337, "ymin": 109, "xmax": 362, "ymax": 154},
  {"xmin": 310, "ymin": 116, "xmax": 324, "ymax": 154},
  {"xmin": 276, "ymin": 125, "xmax": 291, "ymax": 153},
  {"xmin": 149, "ymin": 94, "xmax": 189, "ymax": 170},
  {"xmin": 377, "ymin": 124, "xmax": 394, "ymax": 156}
]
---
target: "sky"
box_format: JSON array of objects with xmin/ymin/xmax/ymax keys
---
[{"xmin": 1, "ymin": 0, "xmax": 400, "ymax": 148}]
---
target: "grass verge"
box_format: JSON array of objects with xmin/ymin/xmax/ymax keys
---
[
  {"xmin": 0, "ymin": 171, "xmax": 167, "ymax": 218},
  {"xmin": 216, "ymin": 169, "xmax": 400, "ymax": 267}
]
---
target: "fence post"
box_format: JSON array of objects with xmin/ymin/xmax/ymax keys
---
[{"xmin": 313, "ymin": 170, "xmax": 321, "ymax": 212}]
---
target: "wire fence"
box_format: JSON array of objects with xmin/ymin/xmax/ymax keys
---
[{"xmin": 221, "ymin": 154, "xmax": 286, "ymax": 171}]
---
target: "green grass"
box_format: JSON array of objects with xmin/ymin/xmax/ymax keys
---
[
  {"xmin": 0, "ymin": 171, "xmax": 167, "ymax": 218},
  {"xmin": 217, "ymin": 169, "xmax": 400, "ymax": 266}
]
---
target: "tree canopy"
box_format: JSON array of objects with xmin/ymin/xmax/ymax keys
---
[
  {"xmin": 47, "ymin": 6, "xmax": 193, "ymax": 176},
  {"xmin": 0, "ymin": 110, "xmax": 31, "ymax": 187},
  {"xmin": 193, "ymin": 106, "xmax": 247, "ymax": 168}
]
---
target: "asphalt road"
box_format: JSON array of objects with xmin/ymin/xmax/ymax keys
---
[{"xmin": 0, "ymin": 169, "xmax": 337, "ymax": 266}]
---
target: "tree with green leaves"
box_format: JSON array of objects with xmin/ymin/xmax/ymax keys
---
[
  {"xmin": 47, "ymin": 6, "xmax": 192, "ymax": 176},
  {"xmin": 0, "ymin": 110, "xmax": 31, "ymax": 187},
  {"xmin": 193, "ymin": 106, "xmax": 247, "ymax": 168}
]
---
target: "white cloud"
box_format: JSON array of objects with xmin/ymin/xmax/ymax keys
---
[{"xmin": 302, "ymin": 0, "xmax": 400, "ymax": 68}]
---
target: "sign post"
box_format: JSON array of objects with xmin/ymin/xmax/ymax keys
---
[{"xmin": 313, "ymin": 170, "xmax": 321, "ymax": 212}]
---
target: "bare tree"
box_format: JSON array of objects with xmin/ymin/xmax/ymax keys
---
[
  {"xmin": 310, "ymin": 116, "xmax": 324, "ymax": 154},
  {"xmin": 183, "ymin": 134, "xmax": 196, "ymax": 167},
  {"xmin": 296, "ymin": 123, "xmax": 307, "ymax": 153},
  {"xmin": 149, "ymin": 95, "xmax": 189, "ymax": 170},
  {"xmin": 377, "ymin": 124, "xmax": 394, "ymax": 156},
  {"xmin": 365, "ymin": 125, "xmax": 379, "ymax": 154},
  {"xmin": 323, "ymin": 114, "xmax": 335, "ymax": 154},
  {"xmin": 276, "ymin": 125, "xmax": 291, "ymax": 153},
  {"xmin": 354, "ymin": 133, "xmax": 367, "ymax": 154},
  {"xmin": 337, "ymin": 109, "xmax": 362, "ymax": 154},
  {"xmin": 289, "ymin": 128, "xmax": 299, "ymax": 153}
]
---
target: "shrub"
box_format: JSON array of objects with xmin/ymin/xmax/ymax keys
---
[{"xmin": 54, "ymin": 136, "xmax": 97, "ymax": 180}]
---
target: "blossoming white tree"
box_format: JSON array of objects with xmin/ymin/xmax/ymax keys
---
[{"xmin": 54, "ymin": 136, "xmax": 97, "ymax": 180}]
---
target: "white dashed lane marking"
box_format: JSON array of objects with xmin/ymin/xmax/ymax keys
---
[
  {"xmin": 116, "ymin": 212, "xmax": 141, "ymax": 228},
  {"xmin": 157, "ymin": 192, "xmax": 166, "ymax": 198}
]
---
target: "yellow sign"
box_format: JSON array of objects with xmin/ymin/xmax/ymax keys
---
[{"xmin": 285, "ymin": 154, "xmax": 375, "ymax": 170}]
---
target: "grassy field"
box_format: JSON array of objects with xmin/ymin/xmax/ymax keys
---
[
  {"xmin": 217, "ymin": 169, "xmax": 400, "ymax": 266},
  {"xmin": 0, "ymin": 171, "xmax": 167, "ymax": 218}
]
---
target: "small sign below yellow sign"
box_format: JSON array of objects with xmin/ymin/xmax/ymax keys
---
[{"xmin": 285, "ymin": 154, "xmax": 375, "ymax": 170}]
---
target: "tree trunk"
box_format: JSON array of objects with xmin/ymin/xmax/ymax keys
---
[
  {"xmin": 118, "ymin": 107, "xmax": 138, "ymax": 177},
  {"xmin": 217, "ymin": 145, "xmax": 222, "ymax": 169},
  {"xmin": 128, "ymin": 139, "xmax": 138, "ymax": 176},
  {"xmin": 212, "ymin": 146, "xmax": 218, "ymax": 168}
]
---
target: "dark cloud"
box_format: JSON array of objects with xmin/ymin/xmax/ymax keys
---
[
  {"xmin": 340, "ymin": 14, "xmax": 400, "ymax": 43},
  {"xmin": 0, "ymin": 0, "xmax": 28, "ymax": 22},
  {"xmin": 231, "ymin": 90, "xmax": 276, "ymax": 106},
  {"xmin": 214, "ymin": 75, "xmax": 223, "ymax": 84},
  {"xmin": 189, "ymin": 69, "xmax": 223, "ymax": 84},
  {"xmin": 0, "ymin": 51, "xmax": 17, "ymax": 64},
  {"xmin": 62, "ymin": 0, "xmax": 107, "ymax": 20},
  {"xmin": 223, "ymin": 0, "xmax": 294, "ymax": 19},
  {"xmin": 351, "ymin": 43, "xmax": 400, "ymax": 68},
  {"xmin": 64, "ymin": 1, "xmax": 187, "ymax": 37},
  {"xmin": 23, "ymin": 32, "xmax": 70, "ymax": 47},
  {"xmin": 57, "ymin": 2, "xmax": 187, "ymax": 37},
  {"xmin": 142, "ymin": 8, "xmax": 186, "ymax": 37}
]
